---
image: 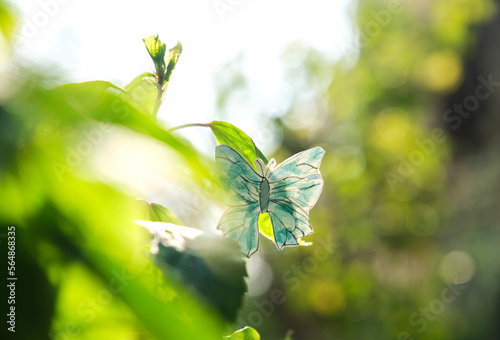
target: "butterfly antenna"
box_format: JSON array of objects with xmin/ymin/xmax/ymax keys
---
[{"xmin": 255, "ymin": 158, "xmax": 265, "ymax": 175}]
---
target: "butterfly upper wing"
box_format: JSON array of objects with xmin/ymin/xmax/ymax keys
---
[
  {"xmin": 266, "ymin": 147, "xmax": 325, "ymax": 250},
  {"xmin": 215, "ymin": 145, "xmax": 262, "ymax": 257},
  {"xmin": 215, "ymin": 145, "xmax": 262, "ymax": 206}
]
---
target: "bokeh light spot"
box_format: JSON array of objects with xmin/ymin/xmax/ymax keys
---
[
  {"xmin": 246, "ymin": 255, "xmax": 274, "ymax": 297},
  {"xmin": 421, "ymin": 51, "xmax": 462, "ymax": 92},
  {"xmin": 440, "ymin": 250, "xmax": 476, "ymax": 284},
  {"xmin": 374, "ymin": 107, "xmax": 410, "ymax": 142},
  {"xmin": 308, "ymin": 281, "xmax": 345, "ymax": 316}
]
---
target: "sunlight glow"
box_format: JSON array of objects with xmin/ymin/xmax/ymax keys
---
[{"xmin": 14, "ymin": 0, "xmax": 352, "ymax": 154}]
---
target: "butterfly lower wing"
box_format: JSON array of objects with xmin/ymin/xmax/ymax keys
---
[
  {"xmin": 215, "ymin": 145, "xmax": 262, "ymax": 257},
  {"xmin": 267, "ymin": 147, "xmax": 325, "ymax": 249},
  {"xmin": 217, "ymin": 204, "xmax": 260, "ymax": 257},
  {"xmin": 267, "ymin": 200, "xmax": 314, "ymax": 250}
]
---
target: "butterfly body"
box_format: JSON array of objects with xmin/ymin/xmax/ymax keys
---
[
  {"xmin": 216, "ymin": 145, "xmax": 325, "ymax": 257},
  {"xmin": 259, "ymin": 177, "xmax": 270, "ymax": 213}
]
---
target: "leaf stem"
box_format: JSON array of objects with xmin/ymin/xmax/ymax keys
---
[
  {"xmin": 151, "ymin": 81, "xmax": 164, "ymax": 121},
  {"xmin": 168, "ymin": 123, "xmax": 210, "ymax": 132}
]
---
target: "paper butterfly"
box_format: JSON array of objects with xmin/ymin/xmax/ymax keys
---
[{"xmin": 215, "ymin": 145, "xmax": 325, "ymax": 257}]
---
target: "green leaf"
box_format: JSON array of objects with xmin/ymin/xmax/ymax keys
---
[
  {"xmin": 135, "ymin": 199, "xmax": 184, "ymax": 224},
  {"xmin": 165, "ymin": 41, "xmax": 182, "ymax": 83},
  {"xmin": 258, "ymin": 213, "xmax": 274, "ymax": 242},
  {"xmin": 125, "ymin": 72, "xmax": 157, "ymax": 116},
  {"xmin": 225, "ymin": 327, "xmax": 261, "ymax": 340},
  {"xmin": 143, "ymin": 35, "xmax": 167, "ymax": 75},
  {"xmin": 0, "ymin": 1, "xmax": 16, "ymax": 42},
  {"xmin": 137, "ymin": 221, "xmax": 248, "ymax": 322},
  {"xmin": 209, "ymin": 121, "xmax": 268, "ymax": 170},
  {"xmin": 167, "ymin": 41, "xmax": 183, "ymax": 63}
]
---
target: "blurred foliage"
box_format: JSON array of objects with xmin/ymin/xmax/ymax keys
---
[
  {"xmin": 135, "ymin": 199, "xmax": 185, "ymax": 224},
  {"xmin": 214, "ymin": 0, "xmax": 499, "ymax": 339},
  {"xmin": 125, "ymin": 72, "xmax": 158, "ymax": 116},
  {"xmin": 2, "ymin": 0, "xmax": 500, "ymax": 339},
  {"xmin": 0, "ymin": 80, "xmax": 225, "ymax": 338},
  {"xmin": 0, "ymin": 1, "xmax": 15, "ymax": 42},
  {"xmin": 138, "ymin": 221, "xmax": 247, "ymax": 322},
  {"xmin": 0, "ymin": 8, "xmax": 252, "ymax": 338}
]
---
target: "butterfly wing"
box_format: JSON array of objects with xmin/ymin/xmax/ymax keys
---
[
  {"xmin": 266, "ymin": 147, "xmax": 325, "ymax": 250},
  {"xmin": 217, "ymin": 205, "xmax": 261, "ymax": 257},
  {"xmin": 215, "ymin": 145, "xmax": 262, "ymax": 257}
]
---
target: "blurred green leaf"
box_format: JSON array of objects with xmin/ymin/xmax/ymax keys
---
[
  {"xmin": 283, "ymin": 330, "xmax": 294, "ymax": 340},
  {"xmin": 1, "ymin": 165, "xmax": 225, "ymax": 339},
  {"xmin": 209, "ymin": 121, "xmax": 268, "ymax": 170},
  {"xmin": 0, "ymin": 105, "xmax": 20, "ymax": 172},
  {"xmin": 0, "ymin": 74, "xmax": 227, "ymax": 339},
  {"xmin": 134, "ymin": 199, "xmax": 184, "ymax": 224},
  {"xmin": 225, "ymin": 326, "xmax": 260, "ymax": 340},
  {"xmin": 125, "ymin": 72, "xmax": 157, "ymax": 116},
  {"xmin": 0, "ymin": 1, "xmax": 16, "ymax": 42},
  {"xmin": 49, "ymin": 81, "xmax": 212, "ymax": 182},
  {"xmin": 138, "ymin": 221, "xmax": 248, "ymax": 322}
]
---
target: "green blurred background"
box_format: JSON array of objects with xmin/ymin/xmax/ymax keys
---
[
  {"xmin": 2, "ymin": 0, "xmax": 500, "ymax": 339},
  {"xmin": 232, "ymin": 0, "xmax": 500, "ymax": 339}
]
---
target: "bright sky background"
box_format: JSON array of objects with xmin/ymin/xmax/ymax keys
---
[{"xmin": 14, "ymin": 0, "xmax": 353, "ymax": 154}]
